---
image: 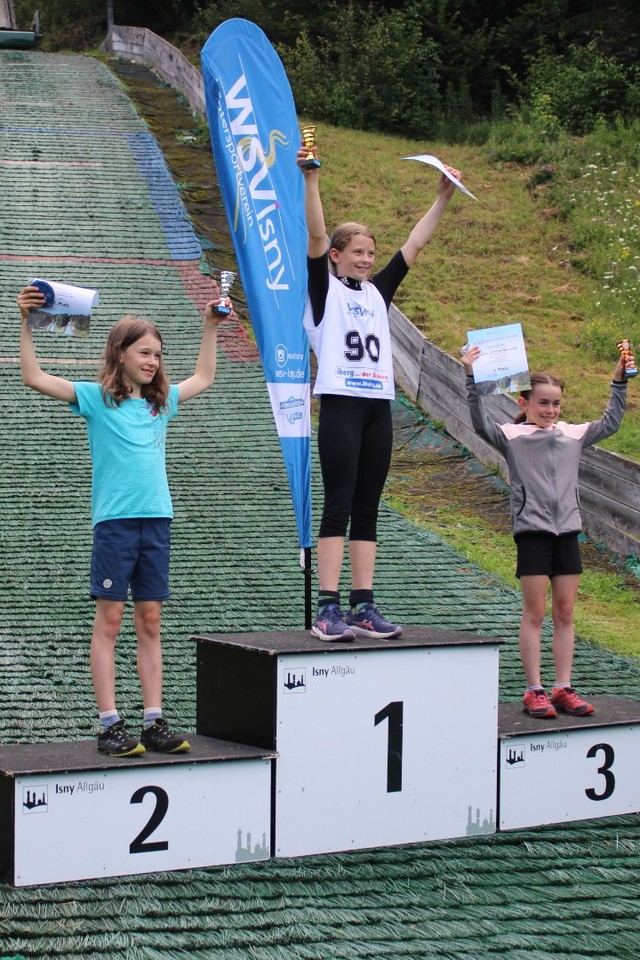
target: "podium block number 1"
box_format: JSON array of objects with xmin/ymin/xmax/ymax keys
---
[
  {"xmin": 276, "ymin": 647, "xmax": 498, "ymax": 856},
  {"xmin": 375, "ymin": 701, "xmax": 403, "ymax": 793}
]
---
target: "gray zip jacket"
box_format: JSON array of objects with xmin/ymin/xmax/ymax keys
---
[{"xmin": 465, "ymin": 377, "xmax": 627, "ymax": 537}]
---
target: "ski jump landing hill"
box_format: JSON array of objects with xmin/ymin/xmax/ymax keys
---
[{"xmin": 0, "ymin": 47, "xmax": 639, "ymax": 960}]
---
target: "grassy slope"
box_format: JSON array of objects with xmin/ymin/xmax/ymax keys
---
[{"xmin": 311, "ymin": 121, "xmax": 639, "ymax": 658}]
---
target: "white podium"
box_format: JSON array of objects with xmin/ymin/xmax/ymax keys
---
[
  {"xmin": 499, "ymin": 696, "xmax": 640, "ymax": 830},
  {"xmin": 195, "ymin": 627, "xmax": 502, "ymax": 857},
  {"xmin": 0, "ymin": 736, "xmax": 274, "ymax": 886}
]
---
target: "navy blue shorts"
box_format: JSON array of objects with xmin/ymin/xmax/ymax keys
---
[
  {"xmin": 514, "ymin": 532, "xmax": 583, "ymax": 579},
  {"xmin": 90, "ymin": 518, "xmax": 171, "ymax": 602}
]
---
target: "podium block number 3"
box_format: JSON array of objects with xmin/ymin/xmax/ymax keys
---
[
  {"xmin": 375, "ymin": 701, "xmax": 403, "ymax": 793},
  {"xmin": 585, "ymin": 743, "xmax": 615, "ymax": 802},
  {"xmin": 130, "ymin": 785, "xmax": 169, "ymax": 854}
]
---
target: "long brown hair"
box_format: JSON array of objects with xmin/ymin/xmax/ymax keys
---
[
  {"xmin": 328, "ymin": 222, "xmax": 376, "ymax": 276},
  {"xmin": 99, "ymin": 316, "xmax": 169, "ymax": 413},
  {"xmin": 515, "ymin": 372, "xmax": 564, "ymax": 423}
]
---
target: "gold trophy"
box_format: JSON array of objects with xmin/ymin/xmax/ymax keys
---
[
  {"xmin": 214, "ymin": 270, "xmax": 236, "ymax": 316},
  {"xmin": 300, "ymin": 125, "xmax": 321, "ymax": 170},
  {"xmin": 617, "ymin": 338, "xmax": 638, "ymax": 378}
]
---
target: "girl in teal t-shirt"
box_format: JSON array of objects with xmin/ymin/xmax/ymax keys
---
[{"xmin": 18, "ymin": 283, "xmax": 230, "ymax": 757}]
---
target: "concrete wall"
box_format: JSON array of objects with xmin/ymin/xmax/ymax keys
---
[
  {"xmin": 104, "ymin": 25, "xmax": 640, "ymax": 561},
  {"xmin": 104, "ymin": 25, "xmax": 206, "ymax": 118}
]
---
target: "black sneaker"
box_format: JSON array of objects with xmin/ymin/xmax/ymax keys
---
[
  {"xmin": 97, "ymin": 720, "xmax": 146, "ymax": 757},
  {"xmin": 140, "ymin": 718, "xmax": 191, "ymax": 754}
]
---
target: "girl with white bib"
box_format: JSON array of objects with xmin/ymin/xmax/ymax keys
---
[{"xmin": 298, "ymin": 143, "xmax": 461, "ymax": 640}]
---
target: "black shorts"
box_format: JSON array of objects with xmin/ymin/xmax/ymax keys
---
[{"xmin": 514, "ymin": 532, "xmax": 583, "ymax": 579}]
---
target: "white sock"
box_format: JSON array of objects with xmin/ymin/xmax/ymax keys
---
[
  {"xmin": 99, "ymin": 710, "xmax": 120, "ymax": 732},
  {"xmin": 143, "ymin": 708, "xmax": 162, "ymax": 729}
]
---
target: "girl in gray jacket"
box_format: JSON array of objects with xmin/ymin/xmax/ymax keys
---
[{"xmin": 463, "ymin": 347, "xmax": 628, "ymax": 720}]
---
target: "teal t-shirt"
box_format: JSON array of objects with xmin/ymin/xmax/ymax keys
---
[{"xmin": 70, "ymin": 382, "xmax": 179, "ymax": 526}]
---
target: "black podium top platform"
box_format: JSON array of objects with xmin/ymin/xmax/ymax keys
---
[
  {"xmin": 499, "ymin": 696, "xmax": 640, "ymax": 738},
  {"xmin": 193, "ymin": 625, "xmax": 504, "ymax": 655},
  {"xmin": 0, "ymin": 735, "xmax": 276, "ymax": 776}
]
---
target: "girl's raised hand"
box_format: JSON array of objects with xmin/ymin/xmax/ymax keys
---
[
  {"xmin": 17, "ymin": 285, "xmax": 46, "ymax": 320},
  {"xmin": 613, "ymin": 354, "xmax": 627, "ymax": 382},
  {"xmin": 461, "ymin": 344, "xmax": 481, "ymax": 375},
  {"xmin": 297, "ymin": 144, "xmax": 319, "ymax": 174},
  {"xmin": 438, "ymin": 165, "xmax": 462, "ymax": 200},
  {"xmin": 203, "ymin": 281, "xmax": 232, "ymax": 325},
  {"xmin": 203, "ymin": 282, "xmax": 237, "ymax": 325},
  {"xmin": 204, "ymin": 299, "xmax": 233, "ymax": 325}
]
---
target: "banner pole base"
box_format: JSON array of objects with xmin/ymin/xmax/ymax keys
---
[{"xmin": 301, "ymin": 547, "xmax": 314, "ymax": 631}]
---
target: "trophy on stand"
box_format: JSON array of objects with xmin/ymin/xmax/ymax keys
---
[
  {"xmin": 214, "ymin": 270, "xmax": 236, "ymax": 316},
  {"xmin": 617, "ymin": 338, "xmax": 638, "ymax": 378},
  {"xmin": 300, "ymin": 125, "xmax": 321, "ymax": 170}
]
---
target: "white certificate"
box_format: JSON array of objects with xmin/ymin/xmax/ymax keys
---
[
  {"xmin": 27, "ymin": 277, "xmax": 100, "ymax": 338},
  {"xmin": 467, "ymin": 322, "xmax": 531, "ymax": 394},
  {"xmin": 402, "ymin": 154, "xmax": 477, "ymax": 199}
]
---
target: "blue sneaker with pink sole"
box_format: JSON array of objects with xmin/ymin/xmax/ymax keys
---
[
  {"xmin": 344, "ymin": 603, "xmax": 402, "ymax": 640},
  {"xmin": 311, "ymin": 604, "xmax": 355, "ymax": 641}
]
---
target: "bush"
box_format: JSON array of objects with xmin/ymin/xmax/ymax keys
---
[
  {"xmin": 281, "ymin": 3, "xmax": 442, "ymax": 138},
  {"xmin": 525, "ymin": 43, "xmax": 640, "ymax": 135},
  {"xmin": 486, "ymin": 113, "xmax": 570, "ymax": 165}
]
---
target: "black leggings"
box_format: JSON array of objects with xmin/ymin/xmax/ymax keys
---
[{"xmin": 317, "ymin": 394, "xmax": 392, "ymax": 541}]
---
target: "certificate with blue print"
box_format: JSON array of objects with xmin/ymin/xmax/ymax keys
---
[{"xmin": 467, "ymin": 322, "xmax": 531, "ymax": 395}]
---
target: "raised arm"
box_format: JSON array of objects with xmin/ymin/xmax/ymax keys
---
[
  {"xmin": 297, "ymin": 145, "xmax": 328, "ymax": 259},
  {"xmin": 463, "ymin": 344, "xmax": 509, "ymax": 453},
  {"xmin": 400, "ymin": 166, "xmax": 460, "ymax": 268},
  {"xmin": 18, "ymin": 286, "xmax": 76, "ymax": 402},
  {"xmin": 177, "ymin": 285, "xmax": 228, "ymax": 403},
  {"xmin": 580, "ymin": 356, "xmax": 628, "ymax": 447}
]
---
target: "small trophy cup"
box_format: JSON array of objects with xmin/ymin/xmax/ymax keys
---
[
  {"xmin": 215, "ymin": 270, "xmax": 235, "ymax": 316},
  {"xmin": 300, "ymin": 125, "xmax": 321, "ymax": 170},
  {"xmin": 617, "ymin": 338, "xmax": 638, "ymax": 378}
]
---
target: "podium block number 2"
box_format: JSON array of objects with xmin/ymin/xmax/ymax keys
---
[
  {"xmin": 130, "ymin": 785, "xmax": 170, "ymax": 854},
  {"xmin": 585, "ymin": 743, "xmax": 615, "ymax": 802},
  {"xmin": 375, "ymin": 701, "xmax": 403, "ymax": 793}
]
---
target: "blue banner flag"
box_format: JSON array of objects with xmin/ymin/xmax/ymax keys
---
[{"xmin": 201, "ymin": 19, "xmax": 311, "ymax": 549}]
